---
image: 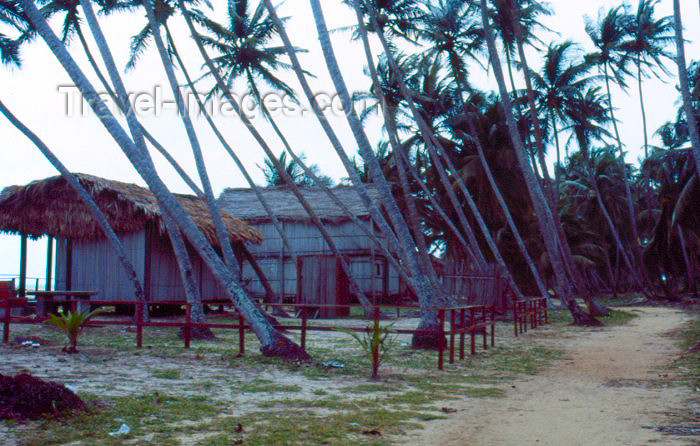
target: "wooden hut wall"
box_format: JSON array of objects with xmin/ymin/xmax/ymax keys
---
[
  {"xmin": 55, "ymin": 232, "xmax": 146, "ymax": 300},
  {"xmin": 244, "ymin": 219, "xmax": 400, "ymax": 301},
  {"xmin": 148, "ymin": 232, "xmax": 187, "ymax": 302}
]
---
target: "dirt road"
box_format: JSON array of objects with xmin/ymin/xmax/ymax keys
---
[{"xmin": 407, "ymin": 307, "xmax": 694, "ymax": 446}]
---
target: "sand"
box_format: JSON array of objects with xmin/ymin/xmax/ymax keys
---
[{"xmin": 403, "ymin": 307, "xmax": 694, "ymax": 446}]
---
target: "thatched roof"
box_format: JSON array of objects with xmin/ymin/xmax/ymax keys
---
[
  {"xmin": 0, "ymin": 174, "xmax": 262, "ymax": 245},
  {"xmin": 218, "ymin": 185, "xmax": 381, "ymax": 223}
]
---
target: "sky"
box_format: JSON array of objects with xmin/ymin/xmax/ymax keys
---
[{"xmin": 1, "ymin": 0, "xmax": 698, "ymax": 286}]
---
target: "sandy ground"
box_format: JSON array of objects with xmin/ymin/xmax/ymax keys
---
[{"xmin": 404, "ymin": 307, "xmax": 694, "ymax": 446}]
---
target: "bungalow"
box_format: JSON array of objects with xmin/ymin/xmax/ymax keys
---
[
  {"xmin": 218, "ymin": 186, "xmax": 401, "ymax": 315},
  {"xmin": 0, "ymin": 174, "xmax": 263, "ymax": 305}
]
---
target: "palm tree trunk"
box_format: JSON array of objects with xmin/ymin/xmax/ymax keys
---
[
  {"xmin": 174, "ymin": 3, "xmax": 377, "ymax": 316},
  {"xmin": 350, "ymin": 4, "xmax": 468, "ymax": 291},
  {"xmin": 74, "ymin": 22, "xmax": 202, "ymax": 196},
  {"xmin": 23, "ymin": 0, "xmax": 306, "ymax": 359},
  {"xmin": 551, "ymin": 110, "xmax": 562, "ymax": 197},
  {"xmin": 356, "ymin": 2, "xmax": 527, "ymax": 302},
  {"xmin": 350, "ymin": 13, "xmax": 440, "ymax": 287},
  {"xmin": 260, "ymin": 0, "xmax": 418, "ymax": 267},
  {"xmin": 164, "ymin": 25, "xmax": 292, "ymax": 305},
  {"xmin": 0, "ymin": 98, "xmax": 146, "ymax": 310},
  {"xmin": 673, "ymin": 0, "xmax": 700, "ymax": 178},
  {"xmin": 637, "ymin": 56, "xmax": 650, "ymax": 159},
  {"xmin": 79, "ymin": 0, "xmax": 206, "ymax": 326},
  {"xmin": 603, "ymin": 62, "xmax": 644, "ymax": 271},
  {"xmin": 677, "ymin": 226, "xmax": 697, "ymax": 297},
  {"xmin": 465, "ymin": 119, "xmax": 550, "ymax": 302},
  {"xmin": 509, "ymin": 0, "xmax": 597, "ymax": 306},
  {"xmin": 160, "ymin": 210, "xmax": 211, "ymax": 336},
  {"xmin": 141, "ymin": 2, "xmax": 239, "ymax": 275},
  {"xmin": 478, "ymin": 0, "xmax": 594, "ymax": 324},
  {"xmin": 307, "ymin": 0, "xmax": 445, "ymax": 347}
]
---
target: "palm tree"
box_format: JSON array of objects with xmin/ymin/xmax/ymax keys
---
[
  {"xmin": 193, "ymin": 0, "xmax": 300, "ymax": 109},
  {"xmin": 345, "ymin": 0, "xmax": 420, "ymax": 41},
  {"xmin": 21, "ymin": 0, "xmax": 307, "ymax": 359},
  {"xmin": 0, "ymin": 99, "xmax": 148, "ymax": 314},
  {"xmin": 478, "ymin": 0, "xmax": 594, "ymax": 324},
  {"xmin": 260, "ymin": 151, "xmax": 332, "ymax": 187},
  {"xmin": 416, "ymin": 0, "xmax": 483, "ymax": 95},
  {"xmin": 307, "ymin": 0, "xmax": 449, "ymax": 347},
  {"xmin": 620, "ymin": 0, "xmax": 674, "ymax": 159},
  {"xmin": 565, "ymin": 86, "xmax": 642, "ymax": 287},
  {"xmin": 530, "ymin": 41, "xmax": 593, "ymax": 183},
  {"xmin": 672, "ymin": 0, "xmax": 700, "ymax": 178},
  {"xmin": 261, "ymin": 0, "xmax": 431, "ymax": 312},
  {"xmin": 0, "ymin": 0, "xmax": 28, "ymax": 66},
  {"xmin": 585, "ymin": 5, "xmax": 632, "ymax": 152},
  {"xmin": 584, "ymin": 5, "xmax": 643, "ymax": 278},
  {"xmin": 412, "ymin": 2, "xmax": 547, "ymax": 299},
  {"xmin": 488, "ymin": 0, "xmax": 552, "ymax": 96}
]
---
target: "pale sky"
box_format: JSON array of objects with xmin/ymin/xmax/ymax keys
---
[{"xmin": 1, "ymin": 0, "xmax": 698, "ymax": 285}]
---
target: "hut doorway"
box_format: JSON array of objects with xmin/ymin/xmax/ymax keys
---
[{"xmin": 296, "ymin": 256, "xmax": 350, "ymax": 318}]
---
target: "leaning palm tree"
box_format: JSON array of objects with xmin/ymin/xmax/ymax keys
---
[
  {"xmin": 565, "ymin": 86, "xmax": 641, "ymax": 288},
  {"xmin": 672, "ymin": 0, "xmax": 700, "ymax": 178},
  {"xmin": 620, "ymin": 0, "xmax": 674, "ymax": 159},
  {"xmin": 0, "ymin": 99, "xmax": 148, "ymax": 316},
  {"xmin": 306, "ymin": 0, "xmax": 450, "ymax": 347},
  {"xmin": 478, "ymin": 0, "xmax": 594, "ymax": 324},
  {"xmin": 584, "ymin": 5, "xmax": 643, "ymax": 276},
  {"xmin": 21, "ymin": 0, "xmax": 308, "ymax": 359}
]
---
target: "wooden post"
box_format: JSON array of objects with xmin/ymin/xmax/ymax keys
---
[
  {"xmin": 513, "ymin": 300, "xmax": 519, "ymax": 337},
  {"xmin": 491, "ymin": 305, "xmax": 495, "ymax": 347},
  {"xmin": 65, "ymin": 239, "xmax": 73, "ymax": 295},
  {"xmin": 482, "ymin": 306, "xmax": 488, "ymax": 350},
  {"xmin": 372, "ymin": 305, "xmax": 380, "ymax": 379},
  {"xmin": 459, "ymin": 308, "xmax": 466, "ymax": 360},
  {"xmin": 449, "ymin": 309, "xmax": 455, "ymax": 364},
  {"xmin": 44, "ymin": 236, "xmax": 54, "ymax": 291},
  {"xmin": 184, "ymin": 304, "xmax": 191, "ymax": 349},
  {"xmin": 301, "ymin": 306, "xmax": 307, "ymax": 351},
  {"xmin": 238, "ymin": 315, "xmax": 245, "ymax": 355},
  {"xmin": 470, "ymin": 307, "xmax": 476, "ymax": 356},
  {"xmin": 136, "ymin": 302, "xmax": 143, "ymax": 348},
  {"xmin": 438, "ymin": 309, "xmax": 445, "ymax": 370},
  {"xmin": 19, "ymin": 232, "xmax": 27, "ymax": 298},
  {"xmin": 143, "ymin": 223, "xmax": 152, "ymax": 304}
]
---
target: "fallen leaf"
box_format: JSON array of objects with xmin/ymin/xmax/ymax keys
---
[{"xmin": 441, "ymin": 407, "xmax": 458, "ymax": 413}]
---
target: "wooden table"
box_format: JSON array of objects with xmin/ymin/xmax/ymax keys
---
[{"xmin": 26, "ymin": 290, "xmax": 98, "ymax": 316}]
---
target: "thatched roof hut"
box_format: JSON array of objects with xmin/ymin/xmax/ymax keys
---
[
  {"xmin": 0, "ymin": 174, "xmax": 262, "ymax": 246},
  {"xmin": 218, "ymin": 185, "xmax": 381, "ymax": 223}
]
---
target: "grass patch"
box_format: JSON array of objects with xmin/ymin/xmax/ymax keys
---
[
  {"xmin": 239, "ymin": 380, "xmax": 302, "ymax": 393},
  {"xmin": 152, "ymin": 369, "xmax": 181, "ymax": 380},
  {"xmin": 18, "ymin": 393, "xmax": 221, "ymax": 446},
  {"xmin": 600, "ymin": 309, "xmax": 638, "ymax": 326},
  {"xmin": 672, "ymin": 312, "xmax": 700, "ymax": 388}
]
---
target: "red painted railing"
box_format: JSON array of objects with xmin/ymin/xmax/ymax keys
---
[
  {"xmin": 0, "ymin": 297, "xmax": 551, "ymax": 370},
  {"xmin": 512, "ymin": 297, "xmax": 548, "ymax": 337}
]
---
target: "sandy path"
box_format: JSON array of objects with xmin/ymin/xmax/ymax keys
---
[{"xmin": 406, "ymin": 307, "xmax": 693, "ymax": 446}]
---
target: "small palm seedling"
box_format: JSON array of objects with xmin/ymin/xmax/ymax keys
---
[
  {"xmin": 45, "ymin": 309, "xmax": 105, "ymax": 353},
  {"xmin": 338, "ymin": 318, "xmax": 397, "ymax": 380}
]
